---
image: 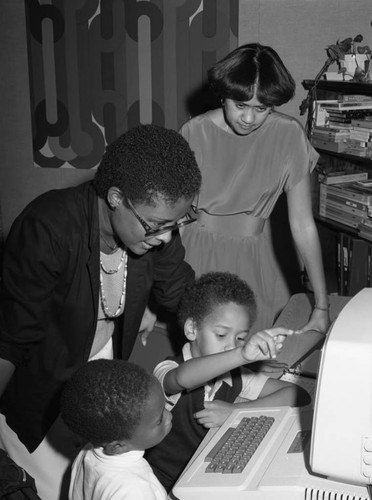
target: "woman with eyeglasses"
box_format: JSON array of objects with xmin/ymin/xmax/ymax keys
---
[
  {"xmin": 0, "ymin": 124, "xmax": 201, "ymax": 500},
  {"xmin": 180, "ymin": 43, "xmax": 330, "ymax": 337}
]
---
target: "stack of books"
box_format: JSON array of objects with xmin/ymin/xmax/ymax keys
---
[
  {"xmin": 319, "ymin": 179, "xmax": 372, "ymax": 229},
  {"xmin": 312, "ymin": 127, "xmax": 350, "ymax": 153},
  {"xmin": 318, "ymin": 169, "xmax": 368, "ymax": 185},
  {"xmin": 312, "ymin": 96, "xmax": 372, "ymax": 157},
  {"xmin": 351, "ymin": 116, "xmax": 372, "ymax": 131}
]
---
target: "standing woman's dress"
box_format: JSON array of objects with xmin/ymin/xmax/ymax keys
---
[{"xmin": 180, "ymin": 111, "xmax": 319, "ymax": 333}]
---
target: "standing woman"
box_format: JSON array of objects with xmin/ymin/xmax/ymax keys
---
[{"xmin": 180, "ymin": 43, "xmax": 330, "ymax": 335}]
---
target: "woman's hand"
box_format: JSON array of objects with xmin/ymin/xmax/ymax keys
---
[
  {"xmin": 295, "ymin": 308, "xmax": 330, "ymax": 334},
  {"xmin": 193, "ymin": 400, "xmax": 234, "ymax": 428},
  {"xmin": 241, "ymin": 327, "xmax": 294, "ymax": 362},
  {"xmin": 138, "ymin": 306, "xmax": 157, "ymax": 346}
]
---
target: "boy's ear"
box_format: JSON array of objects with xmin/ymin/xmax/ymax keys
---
[
  {"xmin": 184, "ymin": 318, "xmax": 197, "ymax": 341},
  {"xmin": 103, "ymin": 440, "xmax": 129, "ymax": 455}
]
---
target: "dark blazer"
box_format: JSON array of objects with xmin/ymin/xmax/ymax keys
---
[{"xmin": 0, "ymin": 182, "xmax": 194, "ymax": 452}]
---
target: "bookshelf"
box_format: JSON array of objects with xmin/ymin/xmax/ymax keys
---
[
  {"xmin": 302, "ymin": 80, "xmax": 372, "ymax": 295},
  {"xmin": 302, "ymin": 80, "xmax": 372, "ymax": 95}
]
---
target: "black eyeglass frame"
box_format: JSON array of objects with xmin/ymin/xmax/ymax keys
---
[{"xmin": 126, "ymin": 198, "xmax": 197, "ymax": 237}]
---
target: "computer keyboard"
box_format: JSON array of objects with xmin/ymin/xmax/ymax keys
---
[
  {"xmin": 204, "ymin": 415, "xmax": 275, "ymax": 474},
  {"xmin": 172, "ymin": 406, "xmax": 370, "ymax": 500},
  {"xmin": 172, "ymin": 406, "xmax": 303, "ymax": 499}
]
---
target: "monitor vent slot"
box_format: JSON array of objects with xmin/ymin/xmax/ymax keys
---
[{"xmin": 305, "ymin": 487, "xmax": 368, "ymax": 500}]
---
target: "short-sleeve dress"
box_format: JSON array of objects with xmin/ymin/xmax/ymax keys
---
[{"xmin": 180, "ymin": 111, "xmax": 319, "ymax": 333}]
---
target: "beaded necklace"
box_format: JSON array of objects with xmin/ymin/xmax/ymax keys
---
[
  {"xmin": 99, "ymin": 248, "xmax": 128, "ymax": 318},
  {"xmin": 100, "ymin": 248, "xmax": 126, "ymax": 274}
]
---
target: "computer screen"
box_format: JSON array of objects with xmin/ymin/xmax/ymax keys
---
[{"xmin": 310, "ymin": 287, "xmax": 372, "ymax": 487}]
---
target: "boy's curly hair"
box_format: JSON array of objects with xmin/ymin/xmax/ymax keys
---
[
  {"xmin": 93, "ymin": 124, "xmax": 201, "ymax": 205},
  {"xmin": 60, "ymin": 360, "xmax": 155, "ymax": 447},
  {"xmin": 177, "ymin": 272, "xmax": 257, "ymax": 329}
]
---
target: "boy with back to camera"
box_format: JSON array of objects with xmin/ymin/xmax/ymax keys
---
[
  {"xmin": 60, "ymin": 359, "xmax": 173, "ymax": 500},
  {"xmin": 145, "ymin": 272, "xmax": 311, "ymax": 491}
]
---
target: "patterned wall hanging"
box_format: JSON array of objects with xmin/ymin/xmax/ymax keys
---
[{"xmin": 25, "ymin": 0, "xmax": 238, "ymax": 169}]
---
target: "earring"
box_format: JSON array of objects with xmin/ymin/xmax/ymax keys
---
[{"xmin": 220, "ymin": 98, "xmax": 225, "ymax": 106}]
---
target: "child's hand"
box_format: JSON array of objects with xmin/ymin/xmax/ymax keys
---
[
  {"xmin": 193, "ymin": 400, "xmax": 234, "ymax": 429},
  {"xmin": 241, "ymin": 327, "xmax": 294, "ymax": 362},
  {"xmin": 248, "ymin": 359, "xmax": 289, "ymax": 374}
]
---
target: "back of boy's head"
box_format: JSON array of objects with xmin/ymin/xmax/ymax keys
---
[
  {"xmin": 177, "ymin": 272, "xmax": 257, "ymax": 329},
  {"xmin": 60, "ymin": 359, "xmax": 154, "ymax": 447}
]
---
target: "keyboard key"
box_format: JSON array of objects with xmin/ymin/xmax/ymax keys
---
[{"xmin": 204, "ymin": 416, "xmax": 275, "ymax": 474}]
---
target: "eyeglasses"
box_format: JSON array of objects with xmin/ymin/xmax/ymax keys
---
[{"xmin": 126, "ymin": 198, "xmax": 197, "ymax": 237}]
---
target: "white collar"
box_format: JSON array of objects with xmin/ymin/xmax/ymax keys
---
[{"xmin": 92, "ymin": 446, "xmax": 145, "ymax": 464}]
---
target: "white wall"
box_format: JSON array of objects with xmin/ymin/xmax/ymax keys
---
[{"xmin": 239, "ymin": 0, "xmax": 372, "ymax": 123}]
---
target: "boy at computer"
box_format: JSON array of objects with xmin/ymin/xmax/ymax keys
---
[
  {"xmin": 145, "ymin": 272, "xmax": 311, "ymax": 492},
  {"xmin": 60, "ymin": 359, "xmax": 173, "ymax": 500}
]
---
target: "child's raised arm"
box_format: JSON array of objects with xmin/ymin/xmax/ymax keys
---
[{"xmin": 162, "ymin": 327, "xmax": 294, "ymax": 395}]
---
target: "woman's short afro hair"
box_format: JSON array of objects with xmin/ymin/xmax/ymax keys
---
[
  {"xmin": 177, "ymin": 271, "xmax": 257, "ymax": 329},
  {"xmin": 93, "ymin": 124, "xmax": 201, "ymax": 206},
  {"xmin": 60, "ymin": 359, "xmax": 155, "ymax": 447}
]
